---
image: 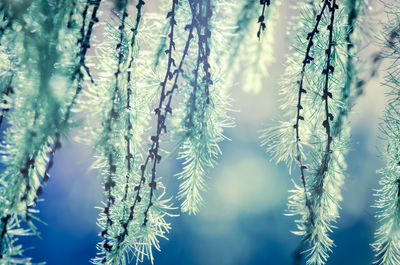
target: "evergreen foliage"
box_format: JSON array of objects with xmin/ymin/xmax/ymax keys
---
[
  {"xmin": 372, "ymin": 3, "xmax": 400, "ymax": 264},
  {"xmin": 260, "ymin": 0, "xmax": 367, "ymax": 264},
  {"xmin": 0, "ymin": 0, "xmax": 399, "ymax": 265},
  {"xmin": 173, "ymin": 0, "xmax": 233, "ymax": 215},
  {"xmin": 0, "ymin": 0, "xmax": 101, "ymax": 262},
  {"xmin": 226, "ymin": 0, "xmax": 279, "ymax": 94}
]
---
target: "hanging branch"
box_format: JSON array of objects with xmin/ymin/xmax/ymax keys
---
[
  {"xmin": 228, "ymin": 0, "xmax": 259, "ymax": 65},
  {"xmin": 104, "ymin": 2, "xmax": 146, "ymax": 257},
  {"xmin": 226, "ymin": 0, "xmax": 278, "ymax": 94},
  {"xmin": 303, "ymin": 2, "xmax": 346, "ymax": 265},
  {"xmin": 121, "ymin": 0, "xmax": 145, "ymax": 207},
  {"xmin": 202, "ymin": 0, "xmax": 212, "ymax": 103},
  {"xmin": 372, "ymin": 4, "xmax": 400, "ymax": 264},
  {"xmin": 175, "ymin": 0, "xmax": 208, "ymax": 214},
  {"xmin": 66, "ymin": 0, "xmax": 103, "ymax": 115},
  {"xmin": 0, "ymin": 0, "xmax": 108, "ymax": 262},
  {"xmin": 358, "ymin": 23, "xmax": 400, "ymax": 99},
  {"xmin": 0, "ymin": 4, "xmax": 11, "ymax": 40},
  {"xmin": 142, "ymin": 0, "xmax": 181, "ymax": 227},
  {"xmin": 0, "ymin": 0, "xmax": 88, "ymax": 262},
  {"xmin": 17, "ymin": 1, "xmax": 103, "ymax": 215},
  {"xmin": 257, "ymin": 0, "xmax": 271, "ymax": 39},
  {"xmin": 112, "ymin": 0, "xmax": 148, "ymax": 249},
  {"xmin": 291, "ymin": 0, "xmax": 330, "ymax": 220},
  {"xmin": 0, "ymin": 2, "xmax": 32, "ymax": 129},
  {"xmin": 174, "ymin": 0, "xmax": 233, "ymax": 215},
  {"xmin": 9, "ymin": 6, "xmax": 105, "ymax": 255},
  {"xmin": 261, "ymin": 1, "xmax": 351, "ymax": 264},
  {"xmin": 332, "ymin": 0, "xmax": 359, "ymax": 135},
  {"xmin": 39, "ymin": 0, "xmax": 102, "ymax": 204},
  {"xmin": 321, "ymin": 0, "xmax": 337, "ymax": 155},
  {"xmin": 23, "ymin": 0, "xmax": 103, "ymax": 225},
  {"xmin": 78, "ymin": 0, "xmax": 102, "ymax": 83},
  {"xmin": 0, "ymin": 77, "xmax": 13, "ymax": 129},
  {"xmin": 88, "ymin": 1, "xmax": 175, "ymax": 264},
  {"xmin": 205, "ymin": 0, "xmax": 212, "ymax": 91},
  {"xmin": 100, "ymin": 1, "xmax": 129, "ymax": 258},
  {"xmin": 67, "ymin": 2, "xmax": 77, "ymax": 29},
  {"xmin": 292, "ymin": 2, "xmax": 364, "ymax": 264},
  {"xmin": 176, "ymin": 0, "xmax": 212, "ymax": 214}
]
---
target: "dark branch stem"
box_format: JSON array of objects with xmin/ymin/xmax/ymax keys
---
[
  {"xmin": 0, "ymin": 0, "xmax": 101, "ymax": 260},
  {"xmin": 308, "ymin": 0, "xmax": 338, "ymax": 229},
  {"xmin": 202, "ymin": 0, "xmax": 212, "ymax": 103},
  {"xmin": 293, "ymin": 0, "xmax": 329, "ymax": 219},
  {"xmin": 185, "ymin": 0, "xmax": 212, "ymax": 128},
  {"xmin": 122, "ymin": 0, "xmax": 145, "ymax": 203},
  {"xmin": 44, "ymin": 0, "xmax": 102, "ymax": 186},
  {"xmin": 333, "ymin": 0, "xmax": 357, "ymax": 136},
  {"xmin": 115, "ymin": 0, "xmax": 145, "ymax": 251},
  {"xmin": 0, "ymin": 77, "xmax": 13, "ymax": 129},
  {"xmin": 257, "ymin": 0, "xmax": 270, "ymax": 39},
  {"xmin": 322, "ymin": 0, "xmax": 337, "ymax": 154},
  {"xmin": 101, "ymin": 1, "xmax": 128, "ymax": 258},
  {"xmin": 67, "ymin": 0, "xmax": 78, "ymax": 29},
  {"xmin": 186, "ymin": 1, "xmax": 203, "ymax": 127},
  {"xmin": 142, "ymin": 0, "xmax": 180, "ymax": 226},
  {"xmin": 35, "ymin": 0, "xmax": 102, "ymax": 226},
  {"xmin": 142, "ymin": 0, "xmax": 198, "ymax": 226},
  {"xmin": 0, "ymin": 214, "xmax": 10, "ymax": 258},
  {"xmin": 0, "ymin": 5, "xmax": 13, "ymax": 42}
]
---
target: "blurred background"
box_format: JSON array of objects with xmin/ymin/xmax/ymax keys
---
[{"xmin": 19, "ymin": 0, "xmax": 391, "ymax": 264}]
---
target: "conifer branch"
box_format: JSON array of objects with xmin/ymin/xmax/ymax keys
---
[
  {"xmin": 100, "ymin": 1, "xmax": 129, "ymax": 258},
  {"xmin": 142, "ymin": 12, "xmax": 200, "ymax": 235},
  {"xmin": 67, "ymin": 0, "xmax": 78, "ymax": 29},
  {"xmin": 39, "ymin": 0, "xmax": 102, "ymax": 201},
  {"xmin": 303, "ymin": 2, "xmax": 339, "ymax": 263},
  {"xmin": 0, "ymin": 4, "xmax": 11, "ymax": 40},
  {"xmin": 22, "ymin": 0, "xmax": 102, "ymax": 232},
  {"xmin": 77, "ymin": 0, "xmax": 102, "ymax": 84},
  {"xmin": 112, "ymin": 2, "xmax": 146, "ymax": 253},
  {"xmin": 257, "ymin": 0, "xmax": 271, "ymax": 39},
  {"xmin": 176, "ymin": 0, "xmax": 212, "ymax": 214},
  {"xmin": 201, "ymin": 0, "xmax": 212, "ymax": 103},
  {"xmin": 0, "ymin": 1, "xmax": 86, "ymax": 261},
  {"xmin": 0, "ymin": 76, "xmax": 13, "ymax": 129},
  {"xmin": 38, "ymin": 0, "xmax": 103, "ymax": 221},
  {"xmin": 227, "ymin": 0, "xmax": 278, "ymax": 94},
  {"xmin": 261, "ymin": 1, "xmax": 353, "ymax": 264},
  {"xmin": 332, "ymin": 0, "xmax": 358, "ymax": 135},
  {"xmin": 122, "ymin": 0, "xmax": 145, "ymax": 206},
  {"xmin": 227, "ymin": 0, "xmax": 258, "ymax": 66},
  {"xmin": 64, "ymin": 0, "xmax": 102, "ymax": 124},
  {"xmin": 292, "ymin": 0, "xmax": 329, "ymax": 220},
  {"xmin": 293, "ymin": 1, "xmax": 365, "ymax": 262},
  {"xmin": 0, "ymin": 1, "xmax": 388, "ymax": 264},
  {"xmin": 372, "ymin": 4, "xmax": 400, "ymax": 264},
  {"xmin": 138, "ymin": 0, "xmax": 179, "ymax": 226},
  {"xmin": 174, "ymin": 0, "xmax": 233, "ymax": 215},
  {"xmin": 321, "ymin": 0, "xmax": 337, "ymax": 155},
  {"xmin": 86, "ymin": 1, "xmax": 174, "ymax": 264}
]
